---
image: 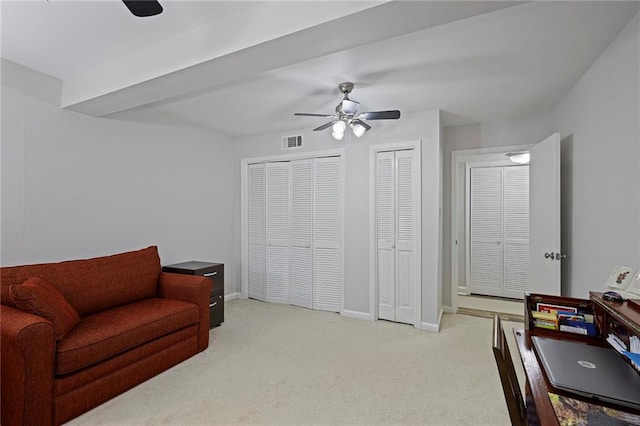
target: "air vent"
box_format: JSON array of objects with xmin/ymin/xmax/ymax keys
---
[{"xmin": 282, "ymin": 135, "xmax": 302, "ymax": 149}]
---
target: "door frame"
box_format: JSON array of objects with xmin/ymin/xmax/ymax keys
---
[
  {"xmin": 450, "ymin": 145, "xmax": 532, "ymax": 313},
  {"xmin": 369, "ymin": 140, "xmax": 422, "ymax": 328},
  {"xmin": 241, "ymin": 148, "xmax": 345, "ymax": 313}
]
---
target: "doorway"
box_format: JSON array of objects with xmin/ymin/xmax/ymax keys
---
[
  {"xmin": 450, "ymin": 133, "xmax": 562, "ymax": 314},
  {"xmin": 450, "ymin": 145, "xmax": 532, "ymax": 314}
]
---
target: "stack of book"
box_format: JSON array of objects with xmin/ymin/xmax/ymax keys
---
[{"xmin": 531, "ymin": 302, "xmax": 596, "ymax": 336}]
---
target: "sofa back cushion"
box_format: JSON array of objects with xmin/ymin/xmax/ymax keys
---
[{"xmin": 1, "ymin": 246, "xmax": 161, "ymax": 316}]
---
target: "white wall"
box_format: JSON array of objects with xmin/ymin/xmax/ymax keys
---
[
  {"xmin": 552, "ymin": 12, "xmax": 640, "ymax": 297},
  {"xmin": 1, "ymin": 59, "xmax": 239, "ymax": 294},
  {"xmin": 233, "ymin": 110, "xmax": 443, "ymax": 328}
]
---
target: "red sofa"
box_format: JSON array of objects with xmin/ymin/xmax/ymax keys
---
[{"xmin": 1, "ymin": 246, "xmax": 212, "ymax": 425}]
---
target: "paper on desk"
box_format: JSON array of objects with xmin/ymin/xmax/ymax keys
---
[{"xmin": 622, "ymin": 351, "xmax": 640, "ymax": 371}]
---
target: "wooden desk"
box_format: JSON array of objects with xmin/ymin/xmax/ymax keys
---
[{"xmin": 514, "ymin": 292, "xmax": 640, "ymax": 425}]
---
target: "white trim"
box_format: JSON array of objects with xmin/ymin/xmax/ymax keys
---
[
  {"xmin": 420, "ymin": 308, "xmax": 444, "ymax": 332},
  {"xmin": 442, "ymin": 305, "xmax": 453, "ymax": 314},
  {"xmin": 240, "ymin": 148, "xmax": 346, "ymax": 313},
  {"xmin": 342, "ymin": 309, "xmax": 373, "ymax": 321},
  {"xmin": 244, "ymin": 148, "xmax": 345, "ymax": 165},
  {"xmin": 224, "ymin": 292, "xmax": 241, "ymax": 302},
  {"xmin": 450, "ymin": 144, "xmax": 532, "ymax": 314},
  {"xmin": 369, "ymin": 140, "xmax": 422, "ymax": 328}
]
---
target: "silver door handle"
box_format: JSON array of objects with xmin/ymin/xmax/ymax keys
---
[
  {"xmin": 209, "ymin": 301, "xmax": 218, "ymax": 307},
  {"xmin": 204, "ymin": 272, "xmax": 217, "ymax": 277},
  {"xmin": 544, "ymin": 252, "xmax": 555, "ymax": 260},
  {"xmin": 555, "ymin": 253, "xmax": 566, "ymax": 261}
]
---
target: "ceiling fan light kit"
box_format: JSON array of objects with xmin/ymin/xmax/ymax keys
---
[
  {"xmin": 295, "ymin": 82, "xmax": 401, "ymax": 141},
  {"xmin": 506, "ymin": 151, "xmax": 530, "ymax": 164}
]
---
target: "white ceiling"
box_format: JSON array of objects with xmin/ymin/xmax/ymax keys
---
[{"xmin": 2, "ymin": 1, "xmax": 639, "ymax": 137}]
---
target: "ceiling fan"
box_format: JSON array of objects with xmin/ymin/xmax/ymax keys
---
[
  {"xmin": 294, "ymin": 82, "xmax": 400, "ymax": 140},
  {"xmin": 122, "ymin": 0, "xmax": 163, "ymax": 17}
]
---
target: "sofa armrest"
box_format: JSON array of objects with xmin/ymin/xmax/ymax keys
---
[
  {"xmin": 1, "ymin": 305, "xmax": 55, "ymax": 426},
  {"xmin": 158, "ymin": 272, "xmax": 212, "ymax": 352}
]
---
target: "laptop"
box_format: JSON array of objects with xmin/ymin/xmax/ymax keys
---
[{"xmin": 532, "ymin": 336, "xmax": 640, "ymax": 410}]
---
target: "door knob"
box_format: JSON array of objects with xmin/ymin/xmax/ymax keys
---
[
  {"xmin": 544, "ymin": 252, "xmax": 555, "ymax": 260},
  {"xmin": 555, "ymin": 253, "xmax": 567, "ymax": 261}
]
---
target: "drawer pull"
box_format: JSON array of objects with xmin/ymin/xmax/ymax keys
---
[
  {"xmin": 209, "ymin": 301, "xmax": 218, "ymax": 307},
  {"xmin": 204, "ymin": 272, "xmax": 218, "ymax": 277}
]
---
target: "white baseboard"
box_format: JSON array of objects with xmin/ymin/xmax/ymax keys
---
[
  {"xmin": 420, "ymin": 308, "xmax": 444, "ymax": 332},
  {"xmin": 224, "ymin": 292, "xmax": 241, "ymax": 302},
  {"xmin": 342, "ymin": 309, "xmax": 373, "ymax": 321}
]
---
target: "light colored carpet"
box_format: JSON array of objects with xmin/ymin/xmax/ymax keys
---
[{"xmin": 69, "ymin": 299, "xmax": 522, "ymax": 426}]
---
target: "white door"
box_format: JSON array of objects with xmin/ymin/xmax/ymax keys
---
[
  {"xmin": 503, "ymin": 166, "xmax": 530, "ymax": 298},
  {"xmin": 377, "ymin": 151, "xmax": 396, "ymax": 320},
  {"xmin": 394, "ymin": 150, "xmax": 417, "ymax": 324},
  {"xmin": 470, "ymin": 165, "xmax": 530, "ymax": 299},
  {"xmin": 529, "ymin": 133, "xmax": 562, "ymax": 295},
  {"xmin": 376, "ymin": 149, "xmax": 417, "ymax": 324},
  {"xmin": 290, "ymin": 159, "xmax": 313, "ymax": 309},
  {"xmin": 247, "ymin": 163, "xmax": 266, "ymax": 301},
  {"xmin": 313, "ymin": 156, "xmax": 341, "ymax": 312},
  {"xmin": 469, "ymin": 167, "xmax": 503, "ymax": 297},
  {"xmin": 266, "ymin": 162, "xmax": 290, "ymax": 304}
]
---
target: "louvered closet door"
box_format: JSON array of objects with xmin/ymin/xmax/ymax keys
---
[
  {"xmin": 248, "ymin": 163, "xmax": 266, "ymax": 301},
  {"xmin": 290, "ymin": 159, "xmax": 313, "ymax": 309},
  {"xmin": 266, "ymin": 162, "xmax": 290, "ymax": 304},
  {"xmin": 503, "ymin": 166, "xmax": 530, "ymax": 299},
  {"xmin": 470, "ymin": 167, "xmax": 503, "ymax": 297},
  {"xmin": 376, "ymin": 152, "xmax": 396, "ymax": 321},
  {"xmin": 376, "ymin": 150, "xmax": 416, "ymax": 324},
  {"xmin": 313, "ymin": 156, "xmax": 341, "ymax": 312},
  {"xmin": 394, "ymin": 150, "xmax": 416, "ymax": 324}
]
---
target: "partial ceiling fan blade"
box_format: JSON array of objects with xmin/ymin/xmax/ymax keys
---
[
  {"xmin": 359, "ymin": 110, "xmax": 401, "ymax": 120},
  {"xmin": 313, "ymin": 121, "xmax": 337, "ymax": 131},
  {"xmin": 122, "ymin": 0, "xmax": 163, "ymax": 17},
  {"xmin": 294, "ymin": 113, "xmax": 336, "ymax": 118}
]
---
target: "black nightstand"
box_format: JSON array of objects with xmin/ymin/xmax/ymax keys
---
[{"xmin": 162, "ymin": 261, "xmax": 224, "ymax": 328}]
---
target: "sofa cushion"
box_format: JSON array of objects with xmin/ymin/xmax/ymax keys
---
[
  {"xmin": 9, "ymin": 277, "xmax": 81, "ymax": 340},
  {"xmin": 0, "ymin": 246, "xmax": 162, "ymax": 316},
  {"xmin": 56, "ymin": 298, "xmax": 199, "ymax": 375}
]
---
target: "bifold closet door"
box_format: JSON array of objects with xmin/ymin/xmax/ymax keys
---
[
  {"xmin": 376, "ymin": 149, "xmax": 416, "ymax": 325},
  {"xmin": 313, "ymin": 156, "xmax": 341, "ymax": 312},
  {"xmin": 469, "ymin": 165, "xmax": 530, "ymax": 298},
  {"xmin": 503, "ymin": 166, "xmax": 530, "ymax": 298},
  {"xmin": 247, "ymin": 163, "xmax": 266, "ymax": 301},
  {"xmin": 290, "ymin": 159, "xmax": 313, "ymax": 309},
  {"xmin": 265, "ymin": 162, "xmax": 290, "ymax": 304}
]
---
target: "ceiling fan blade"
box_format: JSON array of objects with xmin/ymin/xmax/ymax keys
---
[
  {"xmin": 122, "ymin": 0, "xmax": 163, "ymax": 17},
  {"xmin": 294, "ymin": 113, "xmax": 335, "ymax": 118},
  {"xmin": 359, "ymin": 110, "xmax": 401, "ymax": 120},
  {"xmin": 313, "ymin": 121, "xmax": 337, "ymax": 131}
]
